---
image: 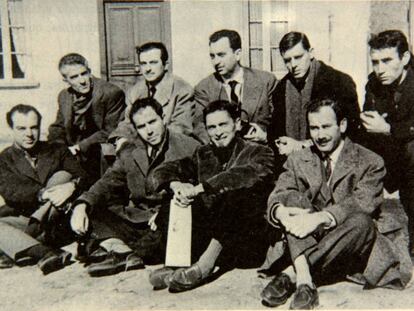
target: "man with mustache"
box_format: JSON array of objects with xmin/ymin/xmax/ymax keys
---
[
  {"xmin": 360, "ymin": 30, "xmax": 414, "ymax": 252},
  {"xmin": 69, "ymin": 98, "xmax": 199, "ymax": 277},
  {"xmin": 193, "ymin": 29, "xmax": 277, "ymax": 144},
  {"xmin": 261, "ymin": 99, "xmax": 411, "ymax": 309},
  {"xmin": 110, "ymin": 42, "xmax": 195, "ymax": 147},
  {"xmin": 0, "ymin": 104, "xmax": 89, "ymax": 274},
  {"xmin": 150, "ymin": 100, "xmax": 275, "ymax": 292},
  {"xmin": 268, "ymin": 32, "xmax": 360, "ymax": 165},
  {"xmin": 48, "ymin": 53, "xmax": 126, "ymax": 182}
]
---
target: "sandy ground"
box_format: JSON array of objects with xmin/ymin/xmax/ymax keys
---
[{"xmin": 1, "ymin": 243, "xmax": 414, "ymax": 311}]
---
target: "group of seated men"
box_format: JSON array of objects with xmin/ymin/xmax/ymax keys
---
[{"xmin": 0, "ymin": 27, "xmax": 413, "ymax": 309}]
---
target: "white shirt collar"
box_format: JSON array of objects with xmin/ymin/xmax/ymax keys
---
[
  {"xmin": 326, "ymin": 139, "xmax": 345, "ymax": 171},
  {"xmin": 222, "ymin": 67, "xmax": 244, "ymax": 85}
]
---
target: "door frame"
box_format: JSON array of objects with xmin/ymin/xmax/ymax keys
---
[{"xmin": 97, "ymin": 0, "xmax": 171, "ymax": 81}]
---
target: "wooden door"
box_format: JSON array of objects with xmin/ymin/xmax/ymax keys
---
[{"xmin": 98, "ymin": 0, "xmax": 172, "ymax": 91}]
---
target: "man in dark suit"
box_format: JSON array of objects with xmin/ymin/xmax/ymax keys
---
[
  {"xmin": 360, "ymin": 30, "xmax": 414, "ymax": 251},
  {"xmin": 48, "ymin": 53, "xmax": 126, "ymax": 181},
  {"xmin": 150, "ymin": 100, "xmax": 275, "ymax": 292},
  {"xmin": 69, "ymin": 98, "xmax": 199, "ymax": 277},
  {"xmin": 109, "ymin": 42, "xmax": 195, "ymax": 147},
  {"xmin": 261, "ymin": 99, "xmax": 411, "ymax": 310},
  {"xmin": 269, "ymin": 32, "xmax": 360, "ymax": 161},
  {"xmin": 0, "ymin": 104, "xmax": 89, "ymax": 274},
  {"xmin": 193, "ymin": 29, "xmax": 277, "ymax": 144}
]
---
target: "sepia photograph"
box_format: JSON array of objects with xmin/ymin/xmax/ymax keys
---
[{"xmin": 0, "ymin": 0, "xmax": 413, "ymax": 310}]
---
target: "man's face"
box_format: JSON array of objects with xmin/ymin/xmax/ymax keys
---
[
  {"xmin": 132, "ymin": 106, "xmax": 165, "ymax": 147},
  {"xmin": 60, "ymin": 64, "xmax": 92, "ymax": 94},
  {"xmin": 308, "ymin": 106, "xmax": 347, "ymax": 156},
  {"xmin": 11, "ymin": 111, "xmax": 40, "ymax": 150},
  {"xmin": 139, "ymin": 48, "xmax": 167, "ymax": 83},
  {"xmin": 206, "ymin": 110, "xmax": 238, "ymax": 148},
  {"xmin": 209, "ymin": 37, "xmax": 240, "ymax": 79},
  {"xmin": 370, "ymin": 47, "xmax": 409, "ymax": 85},
  {"xmin": 281, "ymin": 42, "xmax": 312, "ymax": 79}
]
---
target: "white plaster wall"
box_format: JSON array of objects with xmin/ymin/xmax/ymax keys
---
[
  {"xmin": 0, "ymin": 0, "xmax": 100, "ymax": 141},
  {"xmin": 170, "ymin": 0, "xmax": 244, "ymax": 86}
]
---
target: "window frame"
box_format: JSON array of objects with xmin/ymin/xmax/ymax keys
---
[{"xmin": 0, "ymin": 0, "xmax": 37, "ymax": 89}]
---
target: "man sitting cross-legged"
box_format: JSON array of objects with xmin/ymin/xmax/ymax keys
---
[
  {"xmin": 261, "ymin": 99, "xmax": 411, "ymax": 310},
  {"xmin": 150, "ymin": 100, "xmax": 275, "ymax": 292},
  {"xmin": 0, "ymin": 104, "xmax": 90, "ymax": 274},
  {"xmin": 69, "ymin": 98, "xmax": 199, "ymax": 277}
]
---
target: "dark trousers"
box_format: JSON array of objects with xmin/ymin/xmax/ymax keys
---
[
  {"xmin": 286, "ymin": 213, "xmax": 376, "ymax": 284},
  {"xmin": 158, "ymin": 191, "xmax": 271, "ymax": 269}
]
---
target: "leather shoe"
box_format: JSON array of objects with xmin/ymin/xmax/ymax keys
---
[
  {"xmin": 87, "ymin": 252, "xmax": 144, "ymax": 277},
  {"xmin": 289, "ymin": 284, "xmax": 319, "ymax": 310},
  {"xmin": 0, "ymin": 253, "xmax": 13, "ymax": 269},
  {"xmin": 38, "ymin": 250, "xmax": 72, "ymax": 275},
  {"xmin": 149, "ymin": 266, "xmax": 175, "ymax": 290},
  {"xmin": 86, "ymin": 247, "xmax": 107, "ymax": 264},
  {"xmin": 261, "ymin": 273, "xmax": 295, "ymax": 307},
  {"xmin": 169, "ymin": 264, "xmax": 209, "ymax": 293}
]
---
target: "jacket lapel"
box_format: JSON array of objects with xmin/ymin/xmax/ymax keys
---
[
  {"xmin": 90, "ymin": 77, "xmax": 105, "ymax": 127},
  {"xmin": 329, "ymin": 138, "xmax": 357, "ymax": 191},
  {"xmin": 154, "ymin": 73, "xmax": 174, "ymax": 107},
  {"xmin": 300, "ymin": 148, "xmax": 332, "ymax": 206},
  {"xmin": 10, "ymin": 146, "xmax": 40, "ymax": 183},
  {"xmin": 131, "ymin": 139, "xmax": 150, "ymax": 176},
  {"xmin": 242, "ymin": 68, "xmax": 262, "ymax": 120}
]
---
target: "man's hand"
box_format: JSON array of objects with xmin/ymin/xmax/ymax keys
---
[
  {"xmin": 42, "ymin": 182, "xmax": 76, "ymax": 207},
  {"xmin": 68, "ymin": 144, "xmax": 81, "ymax": 156},
  {"xmin": 360, "ymin": 111, "xmax": 391, "ymax": 134},
  {"xmin": 275, "ymin": 205, "xmax": 311, "ymax": 226},
  {"xmin": 148, "ymin": 212, "xmax": 158, "ymax": 231},
  {"xmin": 70, "ymin": 203, "xmax": 89, "ymax": 236},
  {"xmin": 244, "ymin": 123, "xmax": 267, "ymax": 143},
  {"xmin": 275, "ymin": 136, "xmax": 307, "ymax": 155},
  {"xmin": 170, "ymin": 181, "xmax": 197, "ymax": 206},
  {"xmin": 283, "ymin": 211, "xmax": 333, "ymax": 238}
]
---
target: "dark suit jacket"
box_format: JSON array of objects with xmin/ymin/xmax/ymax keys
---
[
  {"xmin": 48, "ymin": 77, "xmax": 126, "ymax": 153},
  {"xmin": 362, "ymin": 68, "xmax": 414, "ymax": 192},
  {"xmin": 266, "ymin": 138, "xmax": 412, "ymax": 288},
  {"xmin": 152, "ymin": 137, "xmax": 275, "ymax": 220},
  {"xmin": 0, "ymin": 142, "xmax": 88, "ymax": 217},
  {"xmin": 77, "ymin": 131, "xmax": 199, "ymax": 223},
  {"xmin": 269, "ymin": 60, "xmax": 360, "ymax": 144},
  {"xmin": 193, "ymin": 68, "xmax": 277, "ymax": 144}
]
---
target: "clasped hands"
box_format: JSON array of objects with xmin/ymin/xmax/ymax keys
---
[
  {"xmin": 170, "ymin": 181, "xmax": 204, "ymax": 208},
  {"xmin": 275, "ymin": 205, "xmax": 332, "ymax": 238}
]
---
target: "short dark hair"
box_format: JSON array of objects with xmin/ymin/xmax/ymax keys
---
[
  {"xmin": 203, "ymin": 100, "xmax": 240, "ymax": 124},
  {"xmin": 6, "ymin": 104, "xmax": 42, "ymax": 128},
  {"xmin": 136, "ymin": 42, "xmax": 169, "ymax": 65},
  {"xmin": 307, "ymin": 99, "xmax": 345, "ymax": 125},
  {"xmin": 279, "ymin": 31, "xmax": 311, "ymax": 55},
  {"xmin": 209, "ymin": 29, "xmax": 241, "ymax": 51},
  {"xmin": 58, "ymin": 53, "xmax": 89, "ymax": 72},
  {"xmin": 368, "ymin": 30, "xmax": 409, "ymax": 58},
  {"xmin": 129, "ymin": 97, "xmax": 164, "ymax": 126}
]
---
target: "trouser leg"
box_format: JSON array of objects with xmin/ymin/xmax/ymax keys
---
[
  {"xmin": 0, "ymin": 216, "xmax": 39, "ymax": 260},
  {"xmin": 287, "ymin": 213, "xmax": 376, "ymax": 283},
  {"xmin": 399, "ymin": 140, "xmax": 414, "ymax": 251}
]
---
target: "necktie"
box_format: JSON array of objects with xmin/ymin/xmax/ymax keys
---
[
  {"xmin": 228, "ymin": 80, "xmax": 239, "ymax": 107},
  {"xmin": 149, "ymin": 147, "xmax": 157, "ymax": 163},
  {"xmin": 324, "ymin": 156, "xmax": 332, "ymax": 182},
  {"xmin": 149, "ymin": 85, "xmax": 157, "ymax": 98}
]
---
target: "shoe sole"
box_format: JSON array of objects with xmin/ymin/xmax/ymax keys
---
[
  {"xmin": 40, "ymin": 252, "xmax": 72, "ymax": 275},
  {"xmin": 290, "ymin": 296, "xmax": 319, "ymax": 310},
  {"xmin": 88, "ymin": 261, "xmax": 144, "ymax": 277}
]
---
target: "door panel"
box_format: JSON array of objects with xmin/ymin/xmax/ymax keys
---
[{"xmin": 100, "ymin": 0, "xmax": 171, "ymax": 91}]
